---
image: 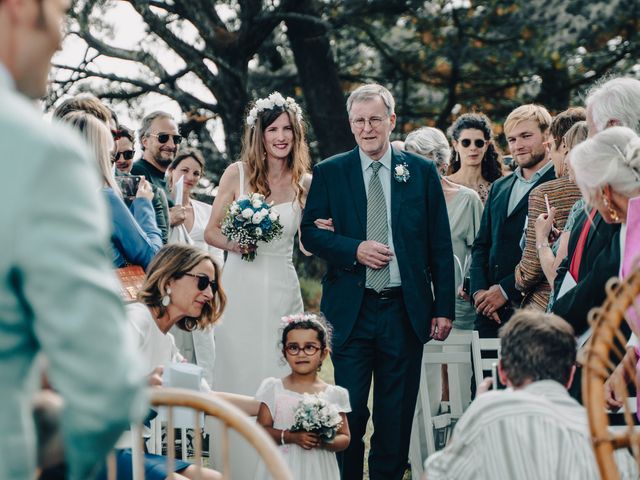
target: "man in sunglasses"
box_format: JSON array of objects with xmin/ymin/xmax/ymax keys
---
[
  {"xmin": 0, "ymin": 0, "xmax": 146, "ymax": 478},
  {"xmin": 132, "ymin": 110, "xmax": 182, "ymax": 192},
  {"xmin": 112, "ymin": 125, "xmax": 135, "ymax": 174},
  {"xmin": 130, "ymin": 110, "xmax": 182, "ymax": 243}
]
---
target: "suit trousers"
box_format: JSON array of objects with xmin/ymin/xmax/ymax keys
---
[{"xmin": 333, "ymin": 290, "xmax": 422, "ymax": 480}]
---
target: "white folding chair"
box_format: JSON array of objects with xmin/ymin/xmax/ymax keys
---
[
  {"xmin": 471, "ymin": 331, "xmax": 501, "ymax": 390},
  {"xmin": 409, "ymin": 330, "xmax": 475, "ymax": 479}
]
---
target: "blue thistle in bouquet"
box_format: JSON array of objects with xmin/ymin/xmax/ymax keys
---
[
  {"xmin": 221, "ymin": 192, "xmax": 284, "ymax": 261},
  {"xmin": 290, "ymin": 393, "xmax": 343, "ymax": 443}
]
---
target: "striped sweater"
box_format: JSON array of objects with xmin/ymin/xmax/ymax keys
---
[{"xmin": 514, "ymin": 176, "xmax": 582, "ymax": 310}]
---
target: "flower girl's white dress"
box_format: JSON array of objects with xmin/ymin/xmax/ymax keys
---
[
  {"xmin": 212, "ymin": 162, "xmax": 305, "ymax": 477},
  {"xmin": 253, "ymin": 378, "xmax": 351, "ymax": 480}
]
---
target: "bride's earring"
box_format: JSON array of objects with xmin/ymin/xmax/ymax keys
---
[{"xmin": 162, "ymin": 287, "xmax": 172, "ymax": 307}]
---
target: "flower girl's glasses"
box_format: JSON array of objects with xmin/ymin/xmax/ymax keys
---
[
  {"xmin": 183, "ymin": 273, "xmax": 218, "ymax": 292},
  {"xmin": 285, "ymin": 344, "xmax": 321, "ymax": 356}
]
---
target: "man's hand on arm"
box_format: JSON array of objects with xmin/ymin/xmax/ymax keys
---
[{"xmin": 356, "ymin": 241, "xmax": 393, "ymax": 269}]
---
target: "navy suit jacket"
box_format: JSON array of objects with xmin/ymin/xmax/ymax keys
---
[
  {"xmin": 470, "ymin": 167, "xmax": 556, "ymax": 305},
  {"xmin": 300, "ymin": 146, "xmax": 455, "ymax": 347}
]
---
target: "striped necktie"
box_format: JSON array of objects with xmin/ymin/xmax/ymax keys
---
[{"xmin": 366, "ymin": 161, "xmax": 390, "ymax": 292}]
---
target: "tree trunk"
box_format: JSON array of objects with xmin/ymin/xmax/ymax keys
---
[{"xmin": 285, "ymin": 0, "xmax": 353, "ymax": 161}]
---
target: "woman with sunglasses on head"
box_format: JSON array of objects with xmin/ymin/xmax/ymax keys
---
[
  {"xmin": 204, "ymin": 92, "xmax": 311, "ymax": 478},
  {"xmin": 101, "ymin": 244, "xmax": 258, "ymax": 480},
  {"xmin": 446, "ymin": 113, "xmax": 503, "ymax": 204},
  {"xmin": 112, "ymin": 125, "xmax": 136, "ymax": 174},
  {"xmin": 61, "ymin": 111, "xmax": 162, "ymax": 270}
]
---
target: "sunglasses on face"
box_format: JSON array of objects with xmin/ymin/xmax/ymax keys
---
[
  {"xmin": 284, "ymin": 344, "xmax": 322, "ymax": 356},
  {"xmin": 183, "ymin": 273, "xmax": 217, "ymax": 292},
  {"xmin": 149, "ymin": 133, "xmax": 183, "ymax": 145},
  {"xmin": 112, "ymin": 150, "xmax": 135, "ymax": 162},
  {"xmin": 460, "ymin": 138, "xmax": 486, "ymax": 148}
]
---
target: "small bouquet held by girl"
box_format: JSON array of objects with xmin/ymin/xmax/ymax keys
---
[
  {"xmin": 253, "ymin": 313, "xmax": 351, "ymax": 480},
  {"xmin": 221, "ymin": 192, "xmax": 283, "ymax": 261},
  {"xmin": 290, "ymin": 393, "xmax": 343, "ymax": 443}
]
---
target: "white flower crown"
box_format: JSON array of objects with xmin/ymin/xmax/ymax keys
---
[{"xmin": 246, "ymin": 92, "xmax": 303, "ymax": 127}]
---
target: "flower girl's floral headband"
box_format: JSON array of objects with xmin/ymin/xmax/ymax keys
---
[
  {"xmin": 280, "ymin": 312, "xmax": 327, "ymax": 334},
  {"xmin": 246, "ymin": 92, "xmax": 303, "ymax": 127}
]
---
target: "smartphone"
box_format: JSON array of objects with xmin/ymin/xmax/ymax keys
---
[
  {"xmin": 462, "ymin": 276, "xmax": 470, "ymax": 295},
  {"xmin": 116, "ymin": 175, "xmax": 142, "ymax": 200}
]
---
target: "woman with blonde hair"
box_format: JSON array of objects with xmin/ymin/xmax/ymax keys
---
[
  {"xmin": 102, "ymin": 243, "xmax": 257, "ymax": 480},
  {"xmin": 204, "ymin": 92, "xmax": 311, "ymax": 477},
  {"xmin": 61, "ymin": 111, "xmax": 162, "ymax": 269}
]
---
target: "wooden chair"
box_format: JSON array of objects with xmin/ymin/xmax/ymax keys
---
[
  {"xmin": 409, "ymin": 330, "xmax": 475, "ymax": 478},
  {"xmin": 108, "ymin": 388, "xmax": 293, "ymax": 480},
  {"xmin": 583, "ymin": 269, "xmax": 640, "ymax": 480}
]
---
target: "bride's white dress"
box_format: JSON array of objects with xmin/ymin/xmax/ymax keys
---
[{"xmin": 212, "ymin": 162, "xmax": 304, "ymax": 477}]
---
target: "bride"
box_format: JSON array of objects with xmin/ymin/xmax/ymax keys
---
[{"xmin": 205, "ymin": 92, "xmax": 311, "ymax": 476}]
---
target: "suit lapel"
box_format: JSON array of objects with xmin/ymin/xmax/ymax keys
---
[
  {"xmin": 585, "ymin": 210, "xmax": 603, "ymax": 250},
  {"xmin": 346, "ymin": 147, "xmax": 367, "ymax": 236},
  {"xmin": 390, "ymin": 148, "xmax": 405, "ymax": 232},
  {"xmin": 507, "ymin": 166, "xmax": 555, "ymax": 218},
  {"xmin": 493, "ymin": 174, "xmax": 516, "ymax": 224}
]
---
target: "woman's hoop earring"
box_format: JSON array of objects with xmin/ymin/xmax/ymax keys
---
[
  {"xmin": 162, "ymin": 287, "xmax": 172, "ymax": 307},
  {"xmin": 602, "ymin": 196, "xmax": 620, "ymax": 223}
]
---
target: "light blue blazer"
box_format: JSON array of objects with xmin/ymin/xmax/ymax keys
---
[{"xmin": 0, "ymin": 70, "xmax": 147, "ymax": 479}]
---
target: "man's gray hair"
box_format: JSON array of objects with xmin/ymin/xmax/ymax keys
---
[
  {"xmin": 404, "ymin": 127, "xmax": 451, "ymax": 168},
  {"xmin": 138, "ymin": 111, "xmax": 174, "ymax": 149},
  {"xmin": 346, "ymin": 84, "xmax": 395, "ymax": 118},
  {"xmin": 586, "ymin": 77, "xmax": 640, "ymax": 134}
]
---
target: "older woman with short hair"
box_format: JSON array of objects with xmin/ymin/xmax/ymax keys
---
[{"xmin": 405, "ymin": 127, "xmax": 483, "ymax": 330}]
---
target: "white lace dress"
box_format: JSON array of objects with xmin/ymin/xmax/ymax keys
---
[{"xmin": 253, "ymin": 378, "xmax": 351, "ymax": 480}]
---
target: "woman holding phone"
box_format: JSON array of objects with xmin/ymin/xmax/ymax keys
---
[{"xmin": 61, "ymin": 111, "xmax": 163, "ymax": 270}]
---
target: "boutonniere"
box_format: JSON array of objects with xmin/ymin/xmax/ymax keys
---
[{"xmin": 393, "ymin": 163, "xmax": 410, "ymax": 183}]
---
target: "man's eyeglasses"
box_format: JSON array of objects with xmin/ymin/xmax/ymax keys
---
[
  {"xmin": 284, "ymin": 344, "xmax": 321, "ymax": 356},
  {"xmin": 183, "ymin": 273, "xmax": 217, "ymax": 292},
  {"xmin": 351, "ymin": 117, "xmax": 385, "ymax": 130},
  {"xmin": 149, "ymin": 133, "xmax": 183, "ymax": 145},
  {"xmin": 112, "ymin": 150, "xmax": 135, "ymax": 162},
  {"xmin": 460, "ymin": 138, "xmax": 486, "ymax": 148}
]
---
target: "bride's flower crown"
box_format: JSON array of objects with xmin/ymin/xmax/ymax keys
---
[{"xmin": 246, "ymin": 92, "xmax": 303, "ymax": 127}]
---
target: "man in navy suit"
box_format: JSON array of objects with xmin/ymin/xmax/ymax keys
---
[
  {"xmin": 470, "ymin": 104, "xmax": 556, "ymax": 338},
  {"xmin": 301, "ymin": 84, "xmax": 454, "ymax": 480}
]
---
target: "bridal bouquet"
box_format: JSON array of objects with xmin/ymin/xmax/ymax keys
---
[
  {"xmin": 290, "ymin": 393, "xmax": 343, "ymax": 443},
  {"xmin": 221, "ymin": 192, "xmax": 283, "ymax": 261}
]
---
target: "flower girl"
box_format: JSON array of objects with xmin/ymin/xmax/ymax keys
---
[{"xmin": 253, "ymin": 313, "xmax": 351, "ymax": 480}]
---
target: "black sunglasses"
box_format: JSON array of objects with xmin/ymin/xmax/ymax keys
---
[
  {"xmin": 460, "ymin": 138, "xmax": 486, "ymax": 148},
  {"xmin": 112, "ymin": 150, "xmax": 135, "ymax": 162},
  {"xmin": 183, "ymin": 273, "xmax": 217, "ymax": 292},
  {"xmin": 149, "ymin": 133, "xmax": 183, "ymax": 145}
]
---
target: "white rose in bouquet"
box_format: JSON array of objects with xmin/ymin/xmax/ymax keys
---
[
  {"xmin": 252, "ymin": 212, "xmax": 264, "ymax": 224},
  {"xmin": 241, "ymin": 208, "xmax": 254, "ymax": 219}
]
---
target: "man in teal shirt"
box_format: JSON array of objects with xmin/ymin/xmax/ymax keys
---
[{"xmin": 0, "ymin": 0, "xmax": 146, "ymax": 478}]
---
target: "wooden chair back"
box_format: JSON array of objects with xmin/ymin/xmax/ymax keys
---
[
  {"xmin": 583, "ymin": 269, "xmax": 640, "ymax": 480},
  {"xmin": 109, "ymin": 388, "xmax": 293, "ymax": 480}
]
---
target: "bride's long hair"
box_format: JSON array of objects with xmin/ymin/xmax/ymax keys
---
[{"xmin": 239, "ymin": 103, "xmax": 310, "ymax": 207}]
